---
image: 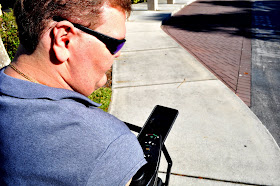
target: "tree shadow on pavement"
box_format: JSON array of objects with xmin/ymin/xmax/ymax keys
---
[
  {"xmin": 162, "ymin": 0, "xmax": 252, "ymax": 38},
  {"xmin": 162, "ymin": 0, "xmax": 280, "ymax": 41}
]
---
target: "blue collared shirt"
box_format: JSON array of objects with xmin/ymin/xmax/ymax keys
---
[{"xmin": 0, "ymin": 67, "xmax": 146, "ymax": 185}]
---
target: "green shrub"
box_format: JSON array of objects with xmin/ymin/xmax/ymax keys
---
[
  {"xmin": 0, "ymin": 9, "xmax": 19, "ymax": 60},
  {"xmin": 131, "ymin": 0, "xmax": 146, "ymax": 4},
  {"xmin": 88, "ymin": 87, "xmax": 112, "ymax": 112}
]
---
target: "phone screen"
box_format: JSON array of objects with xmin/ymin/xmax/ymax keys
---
[{"xmin": 138, "ymin": 105, "xmax": 178, "ymax": 143}]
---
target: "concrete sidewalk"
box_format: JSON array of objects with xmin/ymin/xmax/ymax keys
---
[{"xmin": 109, "ymin": 0, "xmax": 280, "ymax": 185}]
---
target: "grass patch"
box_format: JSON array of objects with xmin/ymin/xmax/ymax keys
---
[{"xmin": 88, "ymin": 87, "xmax": 112, "ymax": 112}]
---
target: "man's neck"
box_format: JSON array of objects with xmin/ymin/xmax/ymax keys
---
[{"xmin": 5, "ymin": 48, "xmax": 73, "ymax": 91}]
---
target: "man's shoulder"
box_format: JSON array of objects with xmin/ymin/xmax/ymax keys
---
[{"xmin": 56, "ymin": 97, "xmax": 130, "ymax": 135}]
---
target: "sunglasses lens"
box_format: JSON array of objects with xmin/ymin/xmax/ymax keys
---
[{"xmin": 113, "ymin": 42, "xmax": 125, "ymax": 55}]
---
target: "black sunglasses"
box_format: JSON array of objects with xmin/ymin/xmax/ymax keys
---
[
  {"xmin": 73, "ymin": 23, "xmax": 126, "ymax": 55},
  {"xmin": 53, "ymin": 17, "xmax": 126, "ymax": 55}
]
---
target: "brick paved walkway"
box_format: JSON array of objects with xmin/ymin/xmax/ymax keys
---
[{"xmin": 162, "ymin": 0, "xmax": 252, "ymax": 106}]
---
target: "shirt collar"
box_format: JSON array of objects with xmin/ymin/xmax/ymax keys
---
[{"xmin": 0, "ymin": 67, "xmax": 101, "ymax": 107}]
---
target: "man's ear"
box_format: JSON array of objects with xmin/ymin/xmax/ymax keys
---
[{"xmin": 52, "ymin": 21, "xmax": 76, "ymax": 63}]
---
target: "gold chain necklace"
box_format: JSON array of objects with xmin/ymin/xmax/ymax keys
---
[{"xmin": 9, "ymin": 64, "xmax": 39, "ymax": 84}]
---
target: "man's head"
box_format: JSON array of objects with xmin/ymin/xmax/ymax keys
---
[
  {"xmin": 12, "ymin": 0, "xmax": 131, "ymax": 96},
  {"xmin": 14, "ymin": 0, "xmax": 131, "ymax": 53}
]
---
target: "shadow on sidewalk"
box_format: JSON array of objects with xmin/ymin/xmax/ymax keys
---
[
  {"xmin": 162, "ymin": 0, "xmax": 280, "ymax": 41},
  {"xmin": 162, "ymin": 0, "xmax": 252, "ymax": 38}
]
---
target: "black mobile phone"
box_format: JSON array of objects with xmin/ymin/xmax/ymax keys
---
[
  {"xmin": 137, "ymin": 105, "xmax": 179, "ymax": 143},
  {"xmin": 131, "ymin": 105, "xmax": 178, "ymax": 186}
]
